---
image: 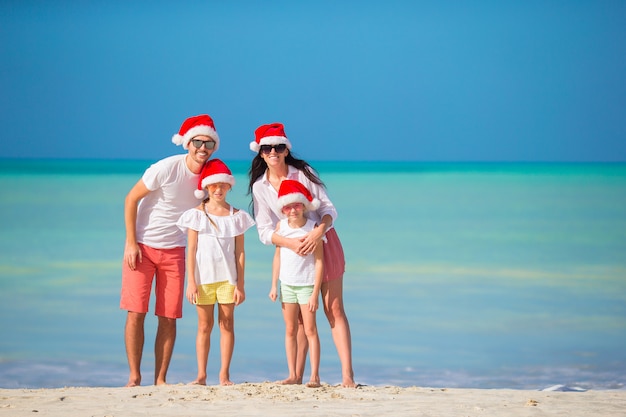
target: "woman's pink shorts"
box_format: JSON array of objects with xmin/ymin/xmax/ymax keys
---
[
  {"xmin": 323, "ymin": 228, "xmax": 346, "ymax": 282},
  {"xmin": 120, "ymin": 244, "xmax": 186, "ymax": 319}
]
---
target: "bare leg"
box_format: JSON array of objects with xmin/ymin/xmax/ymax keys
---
[
  {"xmin": 295, "ymin": 312, "xmax": 309, "ymax": 384},
  {"xmin": 192, "ymin": 305, "xmax": 215, "ymax": 385},
  {"xmin": 124, "ymin": 311, "xmax": 146, "ymax": 387},
  {"xmin": 279, "ymin": 303, "xmax": 301, "ymax": 385},
  {"xmin": 300, "ymin": 306, "xmax": 321, "ymax": 388},
  {"xmin": 322, "ymin": 278, "xmax": 356, "ymax": 387},
  {"xmin": 218, "ymin": 303, "xmax": 235, "ymax": 385},
  {"xmin": 154, "ymin": 315, "xmax": 177, "ymax": 385}
]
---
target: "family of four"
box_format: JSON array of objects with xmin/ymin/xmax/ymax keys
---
[{"xmin": 119, "ymin": 114, "xmax": 356, "ymax": 388}]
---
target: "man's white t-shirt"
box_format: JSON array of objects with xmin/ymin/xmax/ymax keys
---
[{"xmin": 136, "ymin": 154, "xmax": 199, "ymax": 249}]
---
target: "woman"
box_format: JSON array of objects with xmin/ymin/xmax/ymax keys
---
[{"xmin": 248, "ymin": 122, "xmax": 356, "ymax": 388}]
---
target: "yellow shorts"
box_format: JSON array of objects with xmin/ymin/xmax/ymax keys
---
[{"xmin": 196, "ymin": 281, "xmax": 235, "ymax": 305}]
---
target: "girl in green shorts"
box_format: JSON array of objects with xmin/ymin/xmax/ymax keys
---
[{"xmin": 269, "ymin": 179, "xmax": 324, "ymax": 388}]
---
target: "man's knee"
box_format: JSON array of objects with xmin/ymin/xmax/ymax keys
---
[
  {"xmin": 127, "ymin": 311, "xmax": 147, "ymax": 324},
  {"xmin": 157, "ymin": 315, "xmax": 177, "ymax": 329}
]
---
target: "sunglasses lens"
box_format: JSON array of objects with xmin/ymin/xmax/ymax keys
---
[
  {"xmin": 191, "ymin": 139, "xmax": 215, "ymax": 149},
  {"xmin": 260, "ymin": 144, "xmax": 287, "ymax": 154}
]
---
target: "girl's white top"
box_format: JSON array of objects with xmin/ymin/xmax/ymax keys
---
[
  {"xmin": 177, "ymin": 206, "xmax": 255, "ymax": 285},
  {"xmin": 277, "ymin": 218, "xmax": 325, "ymax": 286},
  {"xmin": 252, "ymin": 165, "xmax": 338, "ymax": 246}
]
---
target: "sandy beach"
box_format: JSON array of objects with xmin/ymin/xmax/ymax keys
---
[{"xmin": 1, "ymin": 383, "xmax": 625, "ymax": 417}]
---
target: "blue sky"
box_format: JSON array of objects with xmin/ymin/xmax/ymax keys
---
[{"xmin": 1, "ymin": 1, "xmax": 625, "ymax": 162}]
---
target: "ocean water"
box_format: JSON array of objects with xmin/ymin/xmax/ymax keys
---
[{"xmin": 0, "ymin": 159, "xmax": 625, "ymax": 390}]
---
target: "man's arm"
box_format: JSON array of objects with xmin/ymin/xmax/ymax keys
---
[{"xmin": 124, "ymin": 179, "xmax": 151, "ymax": 270}]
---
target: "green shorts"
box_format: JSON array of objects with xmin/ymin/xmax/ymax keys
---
[{"xmin": 280, "ymin": 282, "xmax": 314, "ymax": 304}]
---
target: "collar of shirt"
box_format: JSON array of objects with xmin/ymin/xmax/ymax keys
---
[{"xmin": 260, "ymin": 165, "xmax": 299, "ymax": 186}]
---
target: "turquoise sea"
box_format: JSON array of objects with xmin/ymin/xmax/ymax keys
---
[{"xmin": 0, "ymin": 159, "xmax": 625, "ymax": 390}]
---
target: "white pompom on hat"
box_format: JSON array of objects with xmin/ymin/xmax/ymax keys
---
[
  {"xmin": 276, "ymin": 179, "xmax": 320, "ymax": 212},
  {"xmin": 250, "ymin": 122, "xmax": 292, "ymax": 153},
  {"xmin": 194, "ymin": 158, "xmax": 235, "ymax": 199},
  {"xmin": 172, "ymin": 114, "xmax": 220, "ymax": 151}
]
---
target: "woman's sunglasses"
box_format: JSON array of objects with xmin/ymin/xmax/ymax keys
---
[{"xmin": 260, "ymin": 144, "xmax": 287, "ymax": 154}]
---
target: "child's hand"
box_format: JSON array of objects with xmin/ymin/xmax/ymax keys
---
[
  {"xmin": 307, "ymin": 296, "xmax": 318, "ymax": 312},
  {"xmin": 269, "ymin": 287, "xmax": 277, "ymax": 302},
  {"xmin": 234, "ymin": 287, "xmax": 246, "ymax": 306},
  {"xmin": 186, "ymin": 284, "xmax": 198, "ymax": 305}
]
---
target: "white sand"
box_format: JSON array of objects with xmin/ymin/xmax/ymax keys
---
[{"xmin": 1, "ymin": 383, "xmax": 625, "ymax": 417}]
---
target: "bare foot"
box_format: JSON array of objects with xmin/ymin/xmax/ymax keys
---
[
  {"xmin": 125, "ymin": 373, "xmax": 141, "ymax": 387},
  {"xmin": 341, "ymin": 378, "xmax": 358, "ymax": 388},
  {"xmin": 305, "ymin": 380, "xmax": 321, "ymax": 388},
  {"xmin": 219, "ymin": 371, "xmax": 233, "ymax": 386},
  {"xmin": 188, "ymin": 379, "xmax": 206, "ymax": 386},
  {"xmin": 277, "ymin": 377, "xmax": 300, "ymax": 385}
]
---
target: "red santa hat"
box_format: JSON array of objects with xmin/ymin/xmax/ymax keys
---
[
  {"xmin": 250, "ymin": 122, "xmax": 292, "ymax": 153},
  {"xmin": 276, "ymin": 179, "xmax": 320, "ymax": 212},
  {"xmin": 172, "ymin": 114, "xmax": 220, "ymax": 151},
  {"xmin": 194, "ymin": 159, "xmax": 235, "ymax": 199}
]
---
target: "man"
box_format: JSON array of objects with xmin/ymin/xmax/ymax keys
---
[{"xmin": 120, "ymin": 114, "xmax": 219, "ymax": 386}]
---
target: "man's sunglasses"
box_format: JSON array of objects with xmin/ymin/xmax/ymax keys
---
[
  {"xmin": 190, "ymin": 139, "xmax": 216, "ymax": 149},
  {"xmin": 260, "ymin": 144, "xmax": 287, "ymax": 154}
]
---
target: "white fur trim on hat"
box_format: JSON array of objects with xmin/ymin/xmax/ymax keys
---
[
  {"xmin": 249, "ymin": 136, "xmax": 292, "ymax": 153},
  {"xmin": 201, "ymin": 173, "xmax": 235, "ymax": 189},
  {"xmin": 172, "ymin": 125, "xmax": 220, "ymax": 151},
  {"xmin": 193, "ymin": 174, "xmax": 235, "ymax": 200},
  {"xmin": 276, "ymin": 193, "xmax": 320, "ymax": 212},
  {"xmin": 194, "ymin": 173, "xmax": 235, "ymax": 199}
]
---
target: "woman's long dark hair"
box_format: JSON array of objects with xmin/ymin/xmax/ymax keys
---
[{"xmin": 247, "ymin": 151, "xmax": 325, "ymax": 215}]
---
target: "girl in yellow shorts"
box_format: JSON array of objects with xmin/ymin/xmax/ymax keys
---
[{"xmin": 177, "ymin": 159, "xmax": 255, "ymax": 385}]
